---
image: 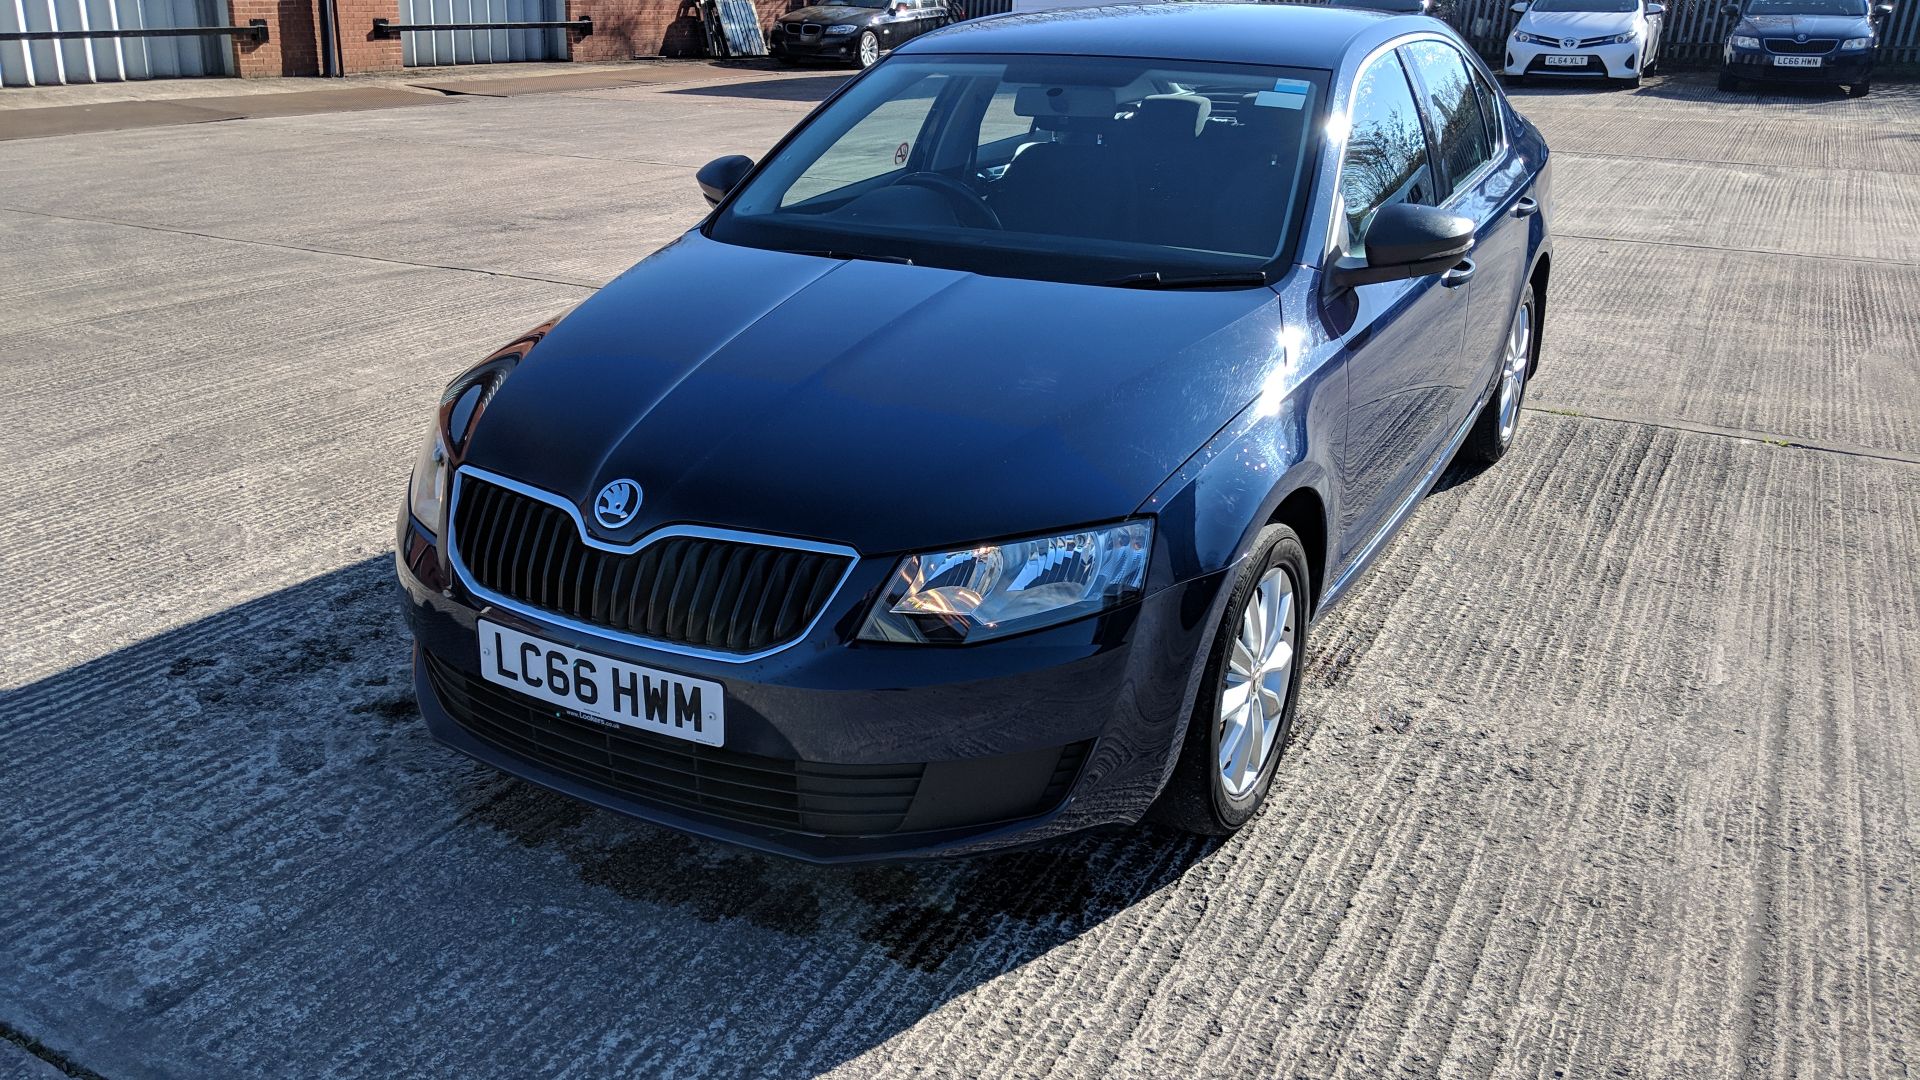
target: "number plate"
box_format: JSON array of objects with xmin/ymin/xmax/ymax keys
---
[
  {"xmin": 478, "ymin": 620, "xmax": 724, "ymax": 746},
  {"xmin": 1772, "ymin": 54, "xmax": 1821, "ymax": 66},
  {"xmin": 1543, "ymin": 54, "xmax": 1589, "ymax": 66}
]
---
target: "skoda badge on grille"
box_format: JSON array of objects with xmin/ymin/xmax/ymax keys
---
[{"xmin": 593, "ymin": 479, "xmax": 643, "ymax": 529}]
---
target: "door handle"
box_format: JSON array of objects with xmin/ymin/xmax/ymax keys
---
[
  {"xmin": 1441, "ymin": 258, "xmax": 1476, "ymax": 288},
  {"xmin": 1513, "ymin": 196, "xmax": 1539, "ymax": 218}
]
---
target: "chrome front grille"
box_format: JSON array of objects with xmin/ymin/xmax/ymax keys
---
[
  {"xmin": 1765, "ymin": 37, "xmax": 1837, "ymax": 53},
  {"xmin": 449, "ymin": 472, "xmax": 853, "ymax": 658}
]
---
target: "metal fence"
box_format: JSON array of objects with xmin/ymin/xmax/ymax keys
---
[
  {"xmin": 950, "ymin": 0, "xmax": 1920, "ymax": 68},
  {"xmin": 0, "ymin": 0, "xmax": 235, "ymax": 85}
]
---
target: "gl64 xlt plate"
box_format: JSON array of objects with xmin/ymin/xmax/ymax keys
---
[
  {"xmin": 1543, "ymin": 54, "xmax": 1589, "ymax": 66},
  {"xmin": 478, "ymin": 620, "xmax": 725, "ymax": 746}
]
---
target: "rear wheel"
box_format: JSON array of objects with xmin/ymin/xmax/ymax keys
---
[
  {"xmin": 1461, "ymin": 283, "xmax": 1536, "ymax": 468},
  {"xmin": 1152, "ymin": 524, "xmax": 1311, "ymax": 836},
  {"xmin": 854, "ymin": 30, "xmax": 880, "ymax": 69}
]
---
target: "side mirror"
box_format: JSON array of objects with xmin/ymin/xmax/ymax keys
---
[
  {"xmin": 696, "ymin": 154, "xmax": 754, "ymax": 208},
  {"xmin": 1329, "ymin": 204, "xmax": 1475, "ymax": 290},
  {"xmin": 1646, "ymin": 2, "xmax": 1664, "ymax": 13},
  {"xmin": 1873, "ymin": 2, "xmax": 1892, "ymax": 15},
  {"xmin": 1720, "ymin": 3, "xmax": 1740, "ymax": 15},
  {"xmin": 1510, "ymin": 1, "xmax": 1528, "ymax": 11}
]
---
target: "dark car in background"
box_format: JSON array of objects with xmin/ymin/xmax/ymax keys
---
[
  {"xmin": 1719, "ymin": 0, "xmax": 1893, "ymax": 94},
  {"xmin": 396, "ymin": 4, "xmax": 1554, "ymax": 862},
  {"xmin": 770, "ymin": 0, "xmax": 947, "ymax": 68}
]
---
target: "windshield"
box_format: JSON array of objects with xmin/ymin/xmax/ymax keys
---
[
  {"xmin": 1743, "ymin": 0, "xmax": 1867, "ymax": 12},
  {"xmin": 708, "ymin": 55, "xmax": 1327, "ymax": 286},
  {"xmin": 1529, "ymin": 0, "xmax": 1637, "ymax": 11}
]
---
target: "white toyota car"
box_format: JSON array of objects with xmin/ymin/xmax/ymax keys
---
[{"xmin": 1504, "ymin": 0, "xmax": 1666, "ymax": 86}]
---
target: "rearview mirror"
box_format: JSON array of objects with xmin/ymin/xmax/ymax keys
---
[
  {"xmin": 1329, "ymin": 204, "xmax": 1475, "ymax": 290},
  {"xmin": 696, "ymin": 155, "xmax": 754, "ymax": 208}
]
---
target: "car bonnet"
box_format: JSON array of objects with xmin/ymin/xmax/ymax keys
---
[{"xmin": 460, "ymin": 232, "xmax": 1290, "ymax": 556}]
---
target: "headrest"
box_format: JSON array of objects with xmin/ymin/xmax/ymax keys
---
[
  {"xmin": 1013, "ymin": 85, "xmax": 1118, "ymax": 119},
  {"xmin": 1135, "ymin": 94, "xmax": 1210, "ymax": 139}
]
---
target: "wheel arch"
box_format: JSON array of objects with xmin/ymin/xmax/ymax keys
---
[
  {"xmin": 1526, "ymin": 251, "xmax": 1550, "ymax": 377},
  {"xmin": 1268, "ymin": 486, "xmax": 1331, "ymax": 618}
]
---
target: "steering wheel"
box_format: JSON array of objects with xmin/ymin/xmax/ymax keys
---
[{"xmin": 897, "ymin": 171, "xmax": 1002, "ymax": 230}]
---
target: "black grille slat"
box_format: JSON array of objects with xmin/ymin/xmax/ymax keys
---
[
  {"xmin": 425, "ymin": 655, "xmax": 921, "ymax": 834},
  {"xmin": 452, "ymin": 476, "xmax": 849, "ymax": 654},
  {"xmin": 1765, "ymin": 37, "xmax": 1835, "ymax": 53}
]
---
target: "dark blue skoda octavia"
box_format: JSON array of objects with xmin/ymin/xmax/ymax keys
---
[{"xmin": 396, "ymin": 2, "xmax": 1553, "ymax": 861}]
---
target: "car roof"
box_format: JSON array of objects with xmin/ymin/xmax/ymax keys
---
[{"xmin": 896, "ymin": 2, "xmax": 1416, "ymax": 69}]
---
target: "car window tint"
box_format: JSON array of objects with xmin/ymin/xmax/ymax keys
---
[
  {"xmin": 1469, "ymin": 65, "xmax": 1500, "ymax": 151},
  {"xmin": 781, "ymin": 74, "xmax": 949, "ymax": 207},
  {"xmin": 976, "ymin": 84, "xmax": 1032, "ymax": 149},
  {"xmin": 1339, "ymin": 54, "xmax": 1436, "ymax": 258},
  {"xmin": 1401, "ymin": 40, "xmax": 1492, "ymax": 196}
]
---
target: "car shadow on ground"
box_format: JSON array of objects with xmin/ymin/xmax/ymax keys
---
[
  {"xmin": 667, "ymin": 74, "xmax": 851, "ymax": 103},
  {"xmin": 2, "ymin": 556, "xmax": 1220, "ymax": 1076}
]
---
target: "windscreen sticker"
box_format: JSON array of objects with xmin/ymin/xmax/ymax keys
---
[
  {"xmin": 1254, "ymin": 90, "xmax": 1307, "ymax": 110},
  {"xmin": 1254, "ymin": 78, "xmax": 1312, "ymax": 109}
]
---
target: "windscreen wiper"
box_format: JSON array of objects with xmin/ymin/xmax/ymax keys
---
[
  {"xmin": 1104, "ymin": 271, "xmax": 1271, "ymax": 289},
  {"xmin": 789, "ymin": 249, "xmax": 915, "ymax": 266}
]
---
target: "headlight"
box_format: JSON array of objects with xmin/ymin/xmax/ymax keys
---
[
  {"xmin": 858, "ymin": 520, "xmax": 1154, "ymax": 644},
  {"xmin": 1840, "ymin": 35, "xmax": 1871, "ymax": 49},
  {"xmin": 408, "ymin": 425, "xmax": 449, "ymax": 532},
  {"xmin": 824, "ymin": 23, "xmax": 859, "ymax": 33},
  {"xmin": 1512, "ymin": 31, "xmax": 1541, "ymax": 44},
  {"xmin": 1611, "ymin": 30, "xmax": 1637, "ymax": 42},
  {"xmin": 407, "ymin": 354, "xmax": 519, "ymax": 534},
  {"xmin": 1731, "ymin": 34, "xmax": 1760, "ymax": 48}
]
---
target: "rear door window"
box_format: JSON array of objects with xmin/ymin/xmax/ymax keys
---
[{"xmin": 1399, "ymin": 40, "xmax": 1493, "ymax": 199}]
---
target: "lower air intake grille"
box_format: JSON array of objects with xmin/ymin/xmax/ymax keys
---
[{"xmin": 426, "ymin": 654, "xmax": 924, "ymax": 835}]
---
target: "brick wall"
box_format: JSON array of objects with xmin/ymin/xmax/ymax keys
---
[
  {"xmin": 337, "ymin": 0, "xmax": 405, "ymax": 72},
  {"xmin": 570, "ymin": 0, "xmax": 793, "ymax": 58},
  {"xmin": 220, "ymin": 0, "xmax": 796, "ymax": 75},
  {"xmin": 229, "ymin": 0, "xmax": 323, "ymax": 76}
]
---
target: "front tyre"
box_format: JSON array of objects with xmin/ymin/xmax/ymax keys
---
[
  {"xmin": 1461, "ymin": 283, "xmax": 1536, "ymax": 467},
  {"xmin": 1153, "ymin": 524, "xmax": 1311, "ymax": 836},
  {"xmin": 854, "ymin": 30, "xmax": 880, "ymax": 69},
  {"xmin": 1718, "ymin": 69, "xmax": 1740, "ymax": 91},
  {"xmin": 1849, "ymin": 81, "xmax": 1872, "ymax": 97}
]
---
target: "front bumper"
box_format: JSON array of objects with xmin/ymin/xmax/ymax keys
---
[
  {"xmin": 1722, "ymin": 45, "xmax": 1872, "ymax": 83},
  {"xmin": 768, "ymin": 28, "xmax": 859, "ymax": 61},
  {"xmin": 397, "ymin": 513, "xmax": 1230, "ymax": 862},
  {"xmin": 1505, "ymin": 38, "xmax": 1641, "ymax": 79}
]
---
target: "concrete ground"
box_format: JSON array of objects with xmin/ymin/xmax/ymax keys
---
[{"xmin": 2, "ymin": 67, "xmax": 1916, "ymax": 1079}]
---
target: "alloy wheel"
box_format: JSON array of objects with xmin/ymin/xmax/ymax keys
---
[
  {"xmin": 1497, "ymin": 297, "xmax": 1532, "ymax": 447},
  {"xmin": 859, "ymin": 33, "xmax": 879, "ymax": 67},
  {"xmin": 1218, "ymin": 565, "xmax": 1298, "ymax": 798}
]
